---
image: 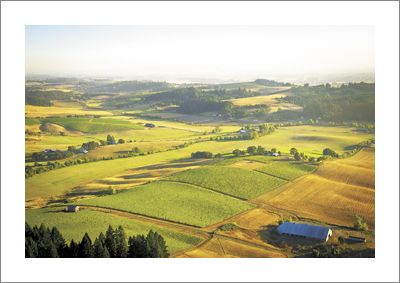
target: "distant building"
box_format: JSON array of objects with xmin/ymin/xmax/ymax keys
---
[
  {"xmin": 43, "ymin": 149, "xmax": 56, "ymax": 153},
  {"xmin": 239, "ymin": 129, "xmax": 248, "ymax": 134},
  {"xmin": 277, "ymin": 222, "xmax": 332, "ymax": 242},
  {"xmin": 65, "ymin": 205, "xmax": 79, "ymax": 212},
  {"xmin": 272, "ymin": 152, "xmax": 279, "ymax": 157},
  {"xmin": 144, "ymin": 123, "xmax": 155, "ymax": 128},
  {"xmin": 79, "ymin": 148, "xmax": 88, "ymax": 154}
]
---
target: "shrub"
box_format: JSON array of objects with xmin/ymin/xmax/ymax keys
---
[{"xmin": 353, "ymin": 215, "xmax": 368, "ymax": 231}]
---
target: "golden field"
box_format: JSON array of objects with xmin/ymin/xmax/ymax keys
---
[{"xmin": 253, "ymin": 148, "xmax": 375, "ymax": 229}]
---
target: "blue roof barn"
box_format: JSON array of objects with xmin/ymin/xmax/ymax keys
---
[{"xmin": 277, "ymin": 222, "xmax": 332, "ymax": 242}]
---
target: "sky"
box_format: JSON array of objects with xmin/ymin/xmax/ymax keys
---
[{"xmin": 26, "ymin": 25, "xmax": 374, "ymax": 82}]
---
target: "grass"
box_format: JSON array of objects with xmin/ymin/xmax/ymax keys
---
[
  {"xmin": 256, "ymin": 161, "xmax": 317, "ymax": 180},
  {"xmin": 76, "ymin": 181, "xmax": 254, "ymax": 227},
  {"xmin": 167, "ymin": 166, "xmax": 287, "ymax": 199},
  {"xmin": 42, "ymin": 117, "xmax": 144, "ymax": 133},
  {"xmin": 25, "ymin": 104, "xmax": 112, "ymax": 118},
  {"xmin": 25, "ymin": 118, "xmax": 41, "ymax": 125},
  {"xmin": 25, "ymin": 207, "xmax": 202, "ymax": 253}
]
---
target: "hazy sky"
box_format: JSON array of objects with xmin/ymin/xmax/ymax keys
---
[{"xmin": 26, "ymin": 25, "xmax": 374, "ymax": 81}]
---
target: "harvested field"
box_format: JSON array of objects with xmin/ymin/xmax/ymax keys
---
[
  {"xmin": 179, "ymin": 236, "xmax": 286, "ymax": 258},
  {"xmin": 254, "ymin": 148, "xmax": 375, "ymax": 229}
]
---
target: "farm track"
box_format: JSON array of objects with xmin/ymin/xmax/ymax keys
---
[
  {"xmin": 54, "ymin": 204, "xmax": 208, "ymax": 233},
  {"xmin": 76, "ymin": 205, "xmax": 284, "ymax": 258}
]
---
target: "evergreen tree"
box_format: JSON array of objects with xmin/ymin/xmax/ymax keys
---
[
  {"xmin": 115, "ymin": 226, "xmax": 128, "ymax": 258},
  {"xmin": 50, "ymin": 227, "xmax": 66, "ymax": 256},
  {"xmin": 68, "ymin": 239, "xmax": 79, "ymax": 258},
  {"xmin": 146, "ymin": 230, "xmax": 169, "ymax": 258},
  {"xmin": 128, "ymin": 235, "xmax": 149, "ymax": 258},
  {"xmin": 78, "ymin": 233, "xmax": 94, "ymax": 258},
  {"xmin": 105, "ymin": 225, "xmax": 117, "ymax": 258},
  {"xmin": 37, "ymin": 237, "xmax": 59, "ymax": 258},
  {"xmin": 25, "ymin": 223, "xmax": 34, "ymax": 239},
  {"xmin": 98, "ymin": 232, "xmax": 106, "ymax": 245},
  {"xmin": 25, "ymin": 237, "xmax": 38, "ymax": 258},
  {"xmin": 94, "ymin": 237, "xmax": 110, "ymax": 258}
]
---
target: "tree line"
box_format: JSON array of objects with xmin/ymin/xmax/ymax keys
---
[
  {"xmin": 25, "ymin": 223, "xmax": 169, "ymax": 258},
  {"xmin": 281, "ymin": 83, "xmax": 375, "ymax": 122}
]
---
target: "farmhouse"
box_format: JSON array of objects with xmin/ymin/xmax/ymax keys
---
[
  {"xmin": 277, "ymin": 222, "xmax": 332, "ymax": 242},
  {"xmin": 65, "ymin": 205, "xmax": 79, "ymax": 212},
  {"xmin": 272, "ymin": 152, "xmax": 279, "ymax": 157},
  {"xmin": 144, "ymin": 123, "xmax": 155, "ymax": 128}
]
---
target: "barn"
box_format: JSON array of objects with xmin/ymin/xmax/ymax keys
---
[
  {"xmin": 277, "ymin": 222, "xmax": 332, "ymax": 242},
  {"xmin": 65, "ymin": 205, "xmax": 79, "ymax": 212}
]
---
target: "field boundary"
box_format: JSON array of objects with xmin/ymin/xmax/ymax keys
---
[{"xmin": 157, "ymin": 179, "xmax": 249, "ymax": 201}]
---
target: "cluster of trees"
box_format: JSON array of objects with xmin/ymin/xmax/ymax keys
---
[
  {"xmin": 281, "ymin": 83, "xmax": 375, "ymax": 122},
  {"xmin": 191, "ymin": 151, "xmax": 214, "ymax": 159},
  {"xmin": 26, "ymin": 223, "xmax": 169, "ymax": 258},
  {"xmin": 25, "ymin": 89, "xmax": 80, "ymax": 106},
  {"xmin": 289, "ymin": 148, "xmax": 320, "ymax": 162},
  {"xmin": 25, "ymin": 158, "xmax": 89, "ymax": 178},
  {"xmin": 322, "ymin": 148, "xmax": 339, "ymax": 158},
  {"xmin": 305, "ymin": 244, "xmax": 374, "ymax": 258},
  {"xmin": 254, "ymin": 79, "xmax": 291, "ymax": 87},
  {"xmin": 91, "ymin": 80, "xmax": 170, "ymax": 94},
  {"xmin": 30, "ymin": 150, "xmax": 73, "ymax": 162},
  {"xmin": 213, "ymin": 124, "xmax": 277, "ymax": 142},
  {"xmin": 232, "ymin": 146, "xmax": 280, "ymax": 157},
  {"xmin": 142, "ymin": 87, "xmax": 262, "ymax": 114}
]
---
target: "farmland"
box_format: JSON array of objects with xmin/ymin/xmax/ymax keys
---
[
  {"xmin": 256, "ymin": 161, "xmax": 317, "ymax": 180},
  {"xmin": 167, "ymin": 166, "xmax": 287, "ymax": 199},
  {"xmin": 253, "ymin": 148, "xmax": 375, "ymax": 229},
  {"xmin": 25, "ymin": 125, "xmax": 373, "ymax": 199},
  {"xmin": 41, "ymin": 117, "xmax": 144, "ymax": 133},
  {"xmin": 76, "ymin": 181, "xmax": 254, "ymax": 227},
  {"xmin": 25, "ymin": 78, "xmax": 375, "ymax": 258}
]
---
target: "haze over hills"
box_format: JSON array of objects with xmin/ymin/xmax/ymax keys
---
[
  {"xmin": 25, "ymin": 72, "xmax": 375, "ymax": 86},
  {"xmin": 26, "ymin": 26, "xmax": 374, "ymax": 84}
]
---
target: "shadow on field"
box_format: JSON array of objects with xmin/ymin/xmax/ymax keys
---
[{"xmin": 130, "ymin": 158, "xmax": 215, "ymax": 172}]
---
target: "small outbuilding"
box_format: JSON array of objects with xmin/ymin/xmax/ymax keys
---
[
  {"xmin": 347, "ymin": 235, "xmax": 366, "ymax": 243},
  {"xmin": 272, "ymin": 152, "xmax": 279, "ymax": 157},
  {"xmin": 65, "ymin": 205, "xmax": 79, "ymax": 213},
  {"xmin": 277, "ymin": 222, "xmax": 332, "ymax": 242},
  {"xmin": 144, "ymin": 123, "xmax": 155, "ymax": 128}
]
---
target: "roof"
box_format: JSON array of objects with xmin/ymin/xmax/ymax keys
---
[{"xmin": 277, "ymin": 222, "xmax": 331, "ymax": 240}]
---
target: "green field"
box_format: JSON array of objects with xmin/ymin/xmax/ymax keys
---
[
  {"xmin": 25, "ymin": 207, "xmax": 202, "ymax": 253},
  {"xmin": 76, "ymin": 181, "xmax": 254, "ymax": 227},
  {"xmin": 42, "ymin": 117, "xmax": 144, "ymax": 133},
  {"xmin": 167, "ymin": 166, "xmax": 286, "ymax": 199},
  {"xmin": 256, "ymin": 161, "xmax": 317, "ymax": 180},
  {"xmin": 26, "ymin": 125, "xmax": 374, "ymax": 200}
]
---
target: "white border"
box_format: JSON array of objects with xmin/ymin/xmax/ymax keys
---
[{"xmin": 1, "ymin": 1, "xmax": 399, "ymax": 282}]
